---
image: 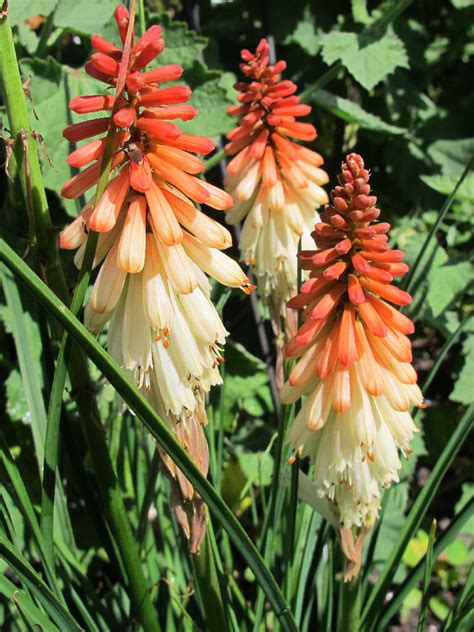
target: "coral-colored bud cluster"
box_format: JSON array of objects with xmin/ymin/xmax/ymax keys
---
[
  {"xmin": 226, "ymin": 38, "xmax": 317, "ymax": 165},
  {"xmin": 63, "ymin": 7, "xmax": 218, "ymax": 204},
  {"xmin": 60, "ymin": 6, "xmax": 254, "ymax": 296},
  {"xmin": 287, "ymin": 154, "xmax": 415, "ymax": 385}
]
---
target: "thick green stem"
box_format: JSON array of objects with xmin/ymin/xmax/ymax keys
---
[
  {"xmin": 193, "ymin": 532, "xmax": 229, "ymax": 632},
  {"xmin": 339, "ymin": 577, "xmax": 361, "ymax": 632},
  {"xmin": 0, "ymin": 13, "xmax": 160, "ymax": 631},
  {"xmin": 0, "ymin": 15, "xmax": 69, "ymax": 303}
]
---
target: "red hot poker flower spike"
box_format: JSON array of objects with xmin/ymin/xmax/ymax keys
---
[
  {"xmin": 60, "ymin": 4, "xmax": 254, "ymax": 554},
  {"xmin": 224, "ymin": 38, "xmax": 329, "ymax": 317},
  {"xmin": 281, "ymin": 153, "xmax": 424, "ymax": 580}
]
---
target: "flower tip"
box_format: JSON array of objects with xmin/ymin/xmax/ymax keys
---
[{"xmin": 241, "ymin": 280, "xmax": 256, "ymax": 295}]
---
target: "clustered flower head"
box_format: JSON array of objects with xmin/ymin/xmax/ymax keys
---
[
  {"xmin": 224, "ymin": 39, "xmax": 329, "ymax": 315},
  {"xmin": 60, "ymin": 5, "xmax": 253, "ymax": 552},
  {"xmin": 281, "ymin": 153, "xmax": 423, "ymax": 578}
]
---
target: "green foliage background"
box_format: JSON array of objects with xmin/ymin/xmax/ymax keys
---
[{"xmin": 0, "ymin": 0, "xmax": 473, "ymax": 630}]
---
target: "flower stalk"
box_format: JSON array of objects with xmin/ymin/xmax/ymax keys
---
[{"xmin": 0, "ymin": 14, "xmax": 69, "ymax": 303}]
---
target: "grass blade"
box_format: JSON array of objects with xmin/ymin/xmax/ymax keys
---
[
  {"xmin": 0, "ymin": 238, "xmax": 298, "ymax": 632},
  {"xmin": 361, "ymin": 404, "xmax": 474, "ymax": 630},
  {"xmin": 40, "ymin": 334, "xmax": 73, "ymax": 569},
  {"xmin": 377, "ymin": 498, "xmax": 473, "ymax": 630},
  {"xmin": 193, "ymin": 532, "xmax": 229, "ymax": 632},
  {"xmin": 0, "ymin": 429, "xmax": 63, "ymax": 600},
  {"xmin": 420, "ymin": 317, "xmax": 472, "ymax": 394},
  {"xmin": 444, "ymin": 563, "xmax": 474, "ymax": 632},
  {"xmin": 417, "ymin": 519, "xmax": 437, "ymax": 632},
  {"xmin": 0, "ymin": 533, "xmax": 82, "ymax": 631},
  {"xmin": 0, "ymin": 574, "xmax": 60, "ymax": 632},
  {"xmin": 403, "ymin": 157, "xmax": 474, "ymax": 295}
]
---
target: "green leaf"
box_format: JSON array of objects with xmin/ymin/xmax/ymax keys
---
[
  {"xmin": 444, "ymin": 540, "xmax": 468, "ymax": 566},
  {"xmin": 0, "ymin": 534, "xmax": 82, "ymax": 631},
  {"xmin": 236, "ymin": 448, "xmax": 274, "ymax": 488},
  {"xmin": 0, "ymin": 574, "xmax": 60, "ymax": 632},
  {"xmin": 417, "ymin": 520, "xmax": 437, "ymax": 632},
  {"xmin": 351, "ymin": 0, "xmax": 372, "ymax": 24},
  {"xmin": 7, "ymin": 0, "xmax": 58, "ymax": 26},
  {"xmin": 430, "ymin": 595, "xmax": 450, "ymax": 621},
  {"xmin": 155, "ymin": 14, "xmax": 208, "ymax": 69},
  {"xmin": 372, "ymin": 483, "xmax": 409, "ymax": 569},
  {"xmin": 451, "ymin": 0, "xmax": 474, "ymax": 8},
  {"xmin": 320, "ymin": 28, "xmax": 409, "ymax": 90},
  {"xmin": 426, "ymin": 262, "xmax": 473, "ymax": 317},
  {"xmin": 18, "ymin": 57, "xmax": 105, "ymax": 213},
  {"xmin": 284, "ymin": 8, "xmax": 321, "ymax": 56},
  {"xmin": 376, "ymin": 499, "xmax": 474, "ymax": 630},
  {"xmin": 450, "ymin": 335, "xmax": 474, "ymax": 405},
  {"xmin": 53, "ymin": 0, "xmax": 118, "ymax": 35},
  {"xmin": 421, "ymin": 173, "xmax": 474, "ymax": 203},
  {"xmin": 5, "ymin": 370, "xmax": 30, "ymax": 422},
  {"xmin": 311, "ymin": 89, "xmax": 406, "ymax": 134},
  {"xmin": 1, "ymin": 268, "xmax": 47, "ymax": 463},
  {"xmin": 212, "ymin": 342, "xmax": 273, "ymax": 429},
  {"xmin": 180, "ymin": 73, "xmax": 237, "ymax": 137},
  {"xmin": 454, "ymin": 484, "xmax": 474, "ymax": 535},
  {"xmin": 427, "ymin": 138, "xmax": 474, "ymax": 177}
]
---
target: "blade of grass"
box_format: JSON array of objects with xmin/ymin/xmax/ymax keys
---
[
  {"xmin": 0, "ymin": 238, "xmax": 298, "ymax": 632},
  {"xmin": 403, "ymin": 157, "xmax": 474, "ymax": 295},
  {"xmin": 0, "ymin": 533, "xmax": 82, "ymax": 631},
  {"xmin": 361, "ymin": 486, "xmax": 391, "ymax": 599},
  {"xmin": 444, "ymin": 563, "xmax": 474, "ymax": 632},
  {"xmin": 252, "ymin": 402, "xmax": 295, "ymax": 631},
  {"xmin": 0, "ymin": 13, "xmax": 69, "ymax": 302},
  {"xmin": 193, "ymin": 532, "xmax": 229, "ymax": 632},
  {"xmin": 0, "ymin": 429, "xmax": 63, "ymax": 600},
  {"xmin": 284, "ymin": 458, "xmax": 300, "ymax": 600},
  {"xmin": 324, "ymin": 537, "xmax": 335, "ymax": 632},
  {"xmin": 378, "ymin": 498, "xmax": 473, "ymax": 631},
  {"xmin": 0, "ymin": 575, "xmax": 60, "ymax": 632},
  {"xmin": 339, "ymin": 576, "xmax": 361, "ymax": 632},
  {"xmin": 1, "ymin": 266, "xmax": 47, "ymax": 465},
  {"xmin": 361, "ymin": 404, "xmax": 474, "ymax": 631},
  {"xmin": 137, "ymin": 451, "xmax": 161, "ymax": 544},
  {"xmin": 294, "ymin": 517, "xmax": 328, "ymax": 625},
  {"xmin": 420, "ymin": 317, "xmax": 472, "ymax": 395},
  {"xmin": 416, "ymin": 519, "xmax": 437, "ymax": 632}
]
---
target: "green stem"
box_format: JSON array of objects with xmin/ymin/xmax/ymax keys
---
[
  {"xmin": 138, "ymin": 0, "xmax": 146, "ymax": 36},
  {"xmin": 204, "ymin": 148, "xmax": 226, "ymax": 172},
  {"xmin": 339, "ymin": 576, "xmax": 361, "ymax": 632},
  {"xmin": 0, "ymin": 239, "xmax": 298, "ymax": 632},
  {"xmin": 0, "ymin": 12, "xmax": 160, "ymax": 632},
  {"xmin": 35, "ymin": 11, "xmax": 56, "ymax": 57},
  {"xmin": 193, "ymin": 532, "xmax": 229, "ymax": 632},
  {"xmin": 0, "ymin": 14, "xmax": 69, "ymax": 303}
]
